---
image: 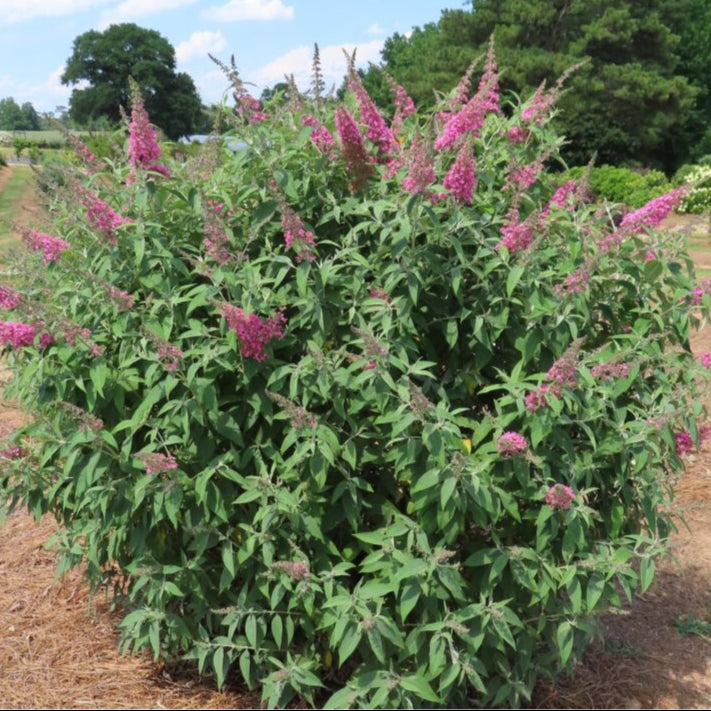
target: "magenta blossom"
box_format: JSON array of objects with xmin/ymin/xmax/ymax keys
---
[
  {"xmin": 443, "ymin": 140, "xmax": 476, "ymax": 204},
  {"xmin": 219, "ymin": 303, "xmax": 286, "ymax": 362},
  {"xmin": 0, "ymin": 321, "xmax": 39, "ymax": 349},
  {"xmin": 545, "ymin": 483, "xmax": 575, "ymax": 511},
  {"xmin": 137, "ymin": 451, "xmax": 179, "ymax": 475},
  {"xmin": 497, "ymin": 431, "xmax": 528, "ymax": 457},
  {"xmin": 22, "ymin": 228, "xmax": 70, "ymax": 264},
  {"xmin": 127, "ymin": 88, "xmax": 169, "ymax": 181},
  {"xmin": 498, "ymin": 209, "xmax": 535, "ymax": 253},
  {"xmin": 0, "ymin": 287, "xmax": 22, "ymax": 310},
  {"xmin": 334, "ymin": 107, "xmax": 374, "ymax": 191}
]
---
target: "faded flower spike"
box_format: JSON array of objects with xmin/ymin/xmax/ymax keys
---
[{"xmin": 545, "ymin": 484, "xmax": 575, "ymax": 511}]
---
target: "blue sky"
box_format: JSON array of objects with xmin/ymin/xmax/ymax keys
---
[{"xmin": 0, "ymin": 0, "xmax": 462, "ymax": 115}]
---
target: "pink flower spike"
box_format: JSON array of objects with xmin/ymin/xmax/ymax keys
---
[
  {"xmin": 0, "ymin": 321, "xmax": 37, "ymax": 349},
  {"xmin": 334, "ymin": 107, "xmax": 374, "ymax": 191},
  {"xmin": 402, "ymin": 133, "xmax": 436, "ymax": 197},
  {"xmin": 127, "ymin": 85, "xmax": 168, "ymax": 181},
  {"xmin": 619, "ymin": 188, "xmax": 687, "ymax": 233},
  {"xmin": 498, "ymin": 208, "xmax": 535, "ymax": 254},
  {"xmin": 0, "ymin": 287, "xmax": 22, "ymax": 310},
  {"xmin": 443, "ymin": 140, "xmax": 476, "ymax": 204},
  {"xmin": 697, "ymin": 352, "xmax": 711, "ymax": 368},
  {"xmin": 218, "ymin": 303, "xmax": 286, "ymax": 362},
  {"xmin": 675, "ymin": 430, "xmax": 694, "ymax": 456},
  {"xmin": 21, "ymin": 228, "xmax": 70, "ymax": 264},
  {"xmin": 137, "ymin": 451, "xmax": 179, "ymax": 475}
]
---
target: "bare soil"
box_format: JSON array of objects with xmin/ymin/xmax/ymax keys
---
[{"xmin": 2, "ymin": 197, "xmax": 711, "ymax": 708}]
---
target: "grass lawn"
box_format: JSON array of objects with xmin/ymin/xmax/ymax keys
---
[{"xmin": 0, "ymin": 166, "xmax": 33, "ymax": 248}]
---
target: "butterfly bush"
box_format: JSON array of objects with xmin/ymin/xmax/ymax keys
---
[{"xmin": 1, "ymin": 52, "xmax": 709, "ymax": 711}]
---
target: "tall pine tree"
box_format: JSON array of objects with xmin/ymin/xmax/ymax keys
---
[{"xmin": 365, "ymin": 1, "xmax": 701, "ymax": 171}]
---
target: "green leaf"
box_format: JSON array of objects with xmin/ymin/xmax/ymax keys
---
[
  {"xmin": 271, "ymin": 614, "xmax": 284, "ymax": 648},
  {"xmin": 221, "ymin": 540, "xmax": 235, "ymax": 579},
  {"xmin": 400, "ymin": 579, "xmax": 421, "ymax": 622},
  {"xmin": 639, "ymin": 556, "xmax": 656, "ymax": 594},
  {"xmin": 213, "ymin": 646, "xmax": 227, "ymax": 689},
  {"xmin": 556, "ymin": 620, "xmax": 575, "ymax": 666},
  {"xmin": 366, "ymin": 626, "xmax": 386, "ymax": 664},
  {"xmin": 586, "ymin": 573, "xmax": 606, "ymax": 610},
  {"xmin": 506, "ymin": 264, "xmax": 525, "ymax": 297},
  {"xmin": 338, "ymin": 625, "xmax": 363, "ymax": 666},
  {"xmin": 245, "ymin": 614, "xmax": 258, "ymax": 649},
  {"xmin": 399, "ymin": 675, "xmax": 441, "ymax": 703}
]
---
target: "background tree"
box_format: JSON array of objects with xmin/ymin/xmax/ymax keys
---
[
  {"xmin": 0, "ymin": 98, "xmax": 41, "ymax": 131},
  {"xmin": 366, "ymin": 0, "xmax": 701, "ymax": 171},
  {"xmin": 61, "ymin": 23, "xmax": 203, "ymax": 140}
]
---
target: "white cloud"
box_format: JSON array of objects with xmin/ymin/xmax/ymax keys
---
[
  {"xmin": 202, "ymin": 0, "xmax": 294, "ymax": 22},
  {"xmin": 365, "ymin": 23, "xmax": 385, "ymax": 36},
  {"xmin": 176, "ymin": 30, "xmax": 228, "ymax": 64},
  {"xmin": 0, "ymin": 0, "xmax": 114, "ymax": 23},
  {"xmin": 1, "ymin": 65, "xmax": 76, "ymax": 114},
  {"xmin": 254, "ymin": 39, "xmax": 384, "ymax": 92},
  {"xmin": 99, "ymin": 0, "xmax": 198, "ymax": 26}
]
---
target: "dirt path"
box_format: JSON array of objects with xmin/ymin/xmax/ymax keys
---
[{"xmin": 3, "ymin": 210, "xmax": 711, "ymax": 708}]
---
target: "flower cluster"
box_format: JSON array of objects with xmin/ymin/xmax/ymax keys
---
[
  {"xmin": 385, "ymin": 72, "xmax": 415, "ymax": 134},
  {"xmin": 0, "ymin": 445, "xmax": 26, "ymax": 459},
  {"xmin": 540, "ymin": 181, "xmax": 577, "ymax": 220},
  {"xmin": 409, "ymin": 380, "xmax": 433, "ymax": 417},
  {"xmin": 675, "ymin": 426, "xmax": 711, "ymax": 456},
  {"xmin": 80, "ymin": 188, "xmax": 132, "ymax": 244},
  {"xmin": 236, "ymin": 94, "xmax": 269, "ymax": 123},
  {"xmin": 545, "ymin": 483, "xmax": 576, "ymax": 511},
  {"xmin": 334, "ymin": 107, "xmax": 374, "ymax": 192},
  {"xmin": 348, "ymin": 69, "xmax": 398, "ymax": 158},
  {"xmin": 67, "ymin": 132, "xmax": 96, "ymax": 165},
  {"xmin": 497, "ymin": 431, "xmax": 528, "ymax": 457},
  {"xmin": 619, "ymin": 188, "xmax": 687, "ymax": 233},
  {"xmin": 280, "ymin": 205, "xmax": 317, "ymax": 262},
  {"xmin": 127, "ymin": 86, "xmax": 170, "ymax": 181},
  {"xmin": 203, "ymin": 205, "xmax": 232, "ymax": 265},
  {"xmin": 352, "ymin": 326, "xmax": 388, "ymax": 362},
  {"xmin": 507, "ymin": 126, "xmax": 531, "ymax": 144},
  {"xmin": 525, "ymin": 341, "xmax": 583, "ymax": 412},
  {"xmin": 137, "ymin": 451, "xmax": 179, "ymax": 475},
  {"xmin": 555, "ymin": 261, "xmax": 593, "ymax": 296},
  {"xmin": 690, "ymin": 279, "xmax": 711, "ymax": 306},
  {"xmin": 597, "ymin": 188, "xmax": 687, "ymax": 253},
  {"xmin": 590, "ymin": 361, "xmax": 630, "ymax": 380},
  {"xmin": 218, "ymin": 303, "xmax": 286, "ymax": 362},
  {"xmin": 0, "ymin": 287, "xmax": 22, "ymax": 310},
  {"xmin": 271, "ymin": 560, "xmax": 310, "ymax": 580},
  {"xmin": 498, "ymin": 208, "xmax": 535, "ymax": 253},
  {"xmin": 21, "ymin": 228, "xmax": 70, "ymax": 264},
  {"xmin": 521, "ymin": 81, "xmax": 558, "ymax": 124},
  {"xmin": 107, "ymin": 285, "xmax": 136, "ymax": 311},
  {"xmin": 401, "ymin": 133, "xmax": 437, "ymax": 198},
  {"xmin": 302, "ymin": 115, "xmax": 335, "ymax": 154},
  {"xmin": 267, "ymin": 391, "xmax": 318, "ymax": 430},
  {"xmin": 443, "ymin": 140, "xmax": 476, "ymax": 204},
  {"xmin": 58, "ymin": 401, "xmax": 103, "ymax": 432},
  {"xmin": 697, "ymin": 352, "xmax": 711, "ymax": 368},
  {"xmin": 146, "ymin": 332, "xmax": 183, "ymax": 371},
  {"xmin": 435, "ymin": 42, "xmax": 499, "ymax": 151},
  {"xmin": 0, "ymin": 321, "xmax": 48, "ymax": 349}
]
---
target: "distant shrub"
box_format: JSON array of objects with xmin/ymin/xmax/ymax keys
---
[
  {"xmin": 677, "ymin": 164, "xmax": 711, "ymax": 214},
  {"xmin": 564, "ymin": 164, "xmax": 671, "ymax": 208}
]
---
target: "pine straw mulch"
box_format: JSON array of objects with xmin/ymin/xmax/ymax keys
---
[{"xmin": 3, "ymin": 214, "xmax": 711, "ymax": 709}]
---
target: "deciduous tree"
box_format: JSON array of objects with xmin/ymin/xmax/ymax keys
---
[{"xmin": 61, "ymin": 23, "xmax": 203, "ymax": 140}]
